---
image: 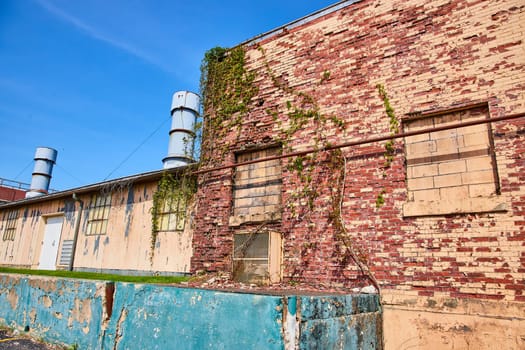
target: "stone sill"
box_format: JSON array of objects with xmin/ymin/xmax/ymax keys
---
[
  {"xmin": 403, "ymin": 196, "xmax": 507, "ymax": 217},
  {"xmin": 229, "ymin": 212, "xmax": 281, "ymax": 226}
]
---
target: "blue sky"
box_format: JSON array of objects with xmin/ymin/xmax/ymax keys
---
[{"xmin": 0, "ymin": 0, "xmax": 337, "ymax": 191}]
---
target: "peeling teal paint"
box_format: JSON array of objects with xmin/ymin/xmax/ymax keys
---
[
  {"xmin": 299, "ymin": 295, "xmax": 382, "ymax": 350},
  {"xmin": 102, "ymin": 283, "xmax": 285, "ymax": 350},
  {"xmin": 300, "ymin": 294, "xmax": 380, "ymax": 320},
  {"xmin": 0, "ymin": 275, "xmax": 382, "ymax": 349},
  {"xmin": 287, "ymin": 295, "xmax": 296, "ymax": 316},
  {"xmin": 0, "ymin": 275, "xmax": 104, "ymax": 349}
]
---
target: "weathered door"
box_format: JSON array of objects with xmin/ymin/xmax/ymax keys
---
[{"xmin": 38, "ymin": 216, "xmax": 63, "ymax": 270}]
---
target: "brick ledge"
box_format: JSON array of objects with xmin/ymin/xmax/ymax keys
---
[{"xmin": 403, "ymin": 197, "xmax": 507, "ymax": 217}]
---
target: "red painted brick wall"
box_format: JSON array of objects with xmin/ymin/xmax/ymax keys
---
[
  {"xmin": 0, "ymin": 186, "xmax": 25, "ymax": 202},
  {"xmin": 192, "ymin": 0, "xmax": 525, "ymax": 302}
]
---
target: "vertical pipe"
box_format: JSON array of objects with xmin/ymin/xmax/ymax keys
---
[
  {"xmin": 25, "ymin": 147, "xmax": 57, "ymax": 198},
  {"xmin": 162, "ymin": 91, "xmax": 200, "ymax": 169},
  {"xmin": 69, "ymin": 193, "xmax": 83, "ymax": 271}
]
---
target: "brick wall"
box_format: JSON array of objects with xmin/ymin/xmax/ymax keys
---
[
  {"xmin": 192, "ymin": 0, "xmax": 525, "ymax": 304},
  {"xmin": 0, "ymin": 186, "xmax": 25, "ymax": 203}
]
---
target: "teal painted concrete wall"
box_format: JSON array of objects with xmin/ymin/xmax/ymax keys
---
[
  {"xmin": 299, "ymin": 295, "xmax": 382, "ymax": 350},
  {"xmin": 0, "ymin": 274, "xmax": 382, "ymax": 349},
  {"xmin": 102, "ymin": 283, "xmax": 285, "ymax": 349},
  {"xmin": 0, "ymin": 274, "xmax": 105, "ymax": 349}
]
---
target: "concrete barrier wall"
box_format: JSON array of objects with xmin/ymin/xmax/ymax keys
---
[
  {"xmin": 101, "ymin": 283, "xmax": 285, "ymax": 349},
  {"xmin": 0, "ymin": 274, "xmax": 106, "ymax": 349},
  {"xmin": 0, "ymin": 274, "xmax": 382, "ymax": 349},
  {"xmin": 299, "ymin": 295, "xmax": 382, "ymax": 349}
]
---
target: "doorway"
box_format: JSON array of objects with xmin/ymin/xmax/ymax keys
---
[{"xmin": 38, "ymin": 216, "xmax": 64, "ymax": 270}]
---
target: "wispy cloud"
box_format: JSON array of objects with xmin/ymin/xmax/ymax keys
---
[{"xmin": 34, "ymin": 0, "xmax": 176, "ymax": 75}]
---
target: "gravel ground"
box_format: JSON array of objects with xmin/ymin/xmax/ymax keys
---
[{"xmin": 0, "ymin": 328, "xmax": 70, "ymax": 350}]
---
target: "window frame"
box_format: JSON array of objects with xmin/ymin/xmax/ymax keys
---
[
  {"xmin": 232, "ymin": 230, "xmax": 282, "ymax": 285},
  {"xmin": 156, "ymin": 193, "xmax": 187, "ymax": 232},
  {"xmin": 2, "ymin": 210, "xmax": 18, "ymax": 241},
  {"xmin": 230, "ymin": 146, "xmax": 282, "ymax": 226},
  {"xmin": 86, "ymin": 192, "xmax": 112, "ymax": 235},
  {"xmin": 402, "ymin": 103, "xmax": 506, "ymax": 217}
]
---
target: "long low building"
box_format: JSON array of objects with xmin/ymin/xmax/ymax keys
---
[{"xmin": 0, "ymin": 167, "xmax": 195, "ymax": 275}]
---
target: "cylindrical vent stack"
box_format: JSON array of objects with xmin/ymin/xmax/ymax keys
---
[
  {"xmin": 25, "ymin": 147, "xmax": 58, "ymax": 198},
  {"xmin": 162, "ymin": 90, "xmax": 200, "ymax": 169}
]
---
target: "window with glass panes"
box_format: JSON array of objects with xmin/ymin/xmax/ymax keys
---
[
  {"xmin": 2, "ymin": 210, "xmax": 18, "ymax": 241},
  {"xmin": 232, "ymin": 231, "xmax": 282, "ymax": 284},
  {"xmin": 157, "ymin": 194, "xmax": 186, "ymax": 231},
  {"xmin": 87, "ymin": 193, "xmax": 111, "ymax": 235}
]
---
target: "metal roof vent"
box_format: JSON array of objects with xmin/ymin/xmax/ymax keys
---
[
  {"xmin": 162, "ymin": 90, "xmax": 200, "ymax": 169},
  {"xmin": 25, "ymin": 147, "xmax": 57, "ymax": 198}
]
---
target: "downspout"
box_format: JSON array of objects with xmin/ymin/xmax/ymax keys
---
[{"xmin": 69, "ymin": 193, "xmax": 84, "ymax": 271}]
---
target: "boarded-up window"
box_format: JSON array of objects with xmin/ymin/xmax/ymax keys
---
[
  {"xmin": 233, "ymin": 231, "xmax": 282, "ymax": 285},
  {"xmin": 230, "ymin": 148, "xmax": 282, "ymax": 225},
  {"xmin": 403, "ymin": 104, "xmax": 503, "ymax": 216},
  {"xmin": 2, "ymin": 210, "xmax": 18, "ymax": 241},
  {"xmin": 87, "ymin": 193, "xmax": 111, "ymax": 235}
]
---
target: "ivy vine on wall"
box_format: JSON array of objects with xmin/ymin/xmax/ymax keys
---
[
  {"xmin": 197, "ymin": 43, "xmax": 399, "ymax": 291},
  {"xmin": 375, "ymin": 84, "xmax": 400, "ymax": 208},
  {"xmin": 150, "ymin": 171, "xmax": 196, "ymax": 264},
  {"xmin": 199, "ymin": 46, "xmax": 258, "ymax": 166},
  {"xmin": 257, "ymin": 46, "xmax": 346, "ymax": 216}
]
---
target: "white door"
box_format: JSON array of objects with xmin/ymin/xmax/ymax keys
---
[{"xmin": 38, "ymin": 216, "xmax": 63, "ymax": 270}]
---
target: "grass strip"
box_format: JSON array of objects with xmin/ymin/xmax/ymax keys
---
[{"xmin": 0, "ymin": 267, "xmax": 189, "ymax": 284}]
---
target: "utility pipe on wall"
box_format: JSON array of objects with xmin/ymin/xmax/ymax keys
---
[
  {"xmin": 69, "ymin": 193, "xmax": 84, "ymax": 272},
  {"xmin": 193, "ymin": 112, "xmax": 525, "ymax": 175}
]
